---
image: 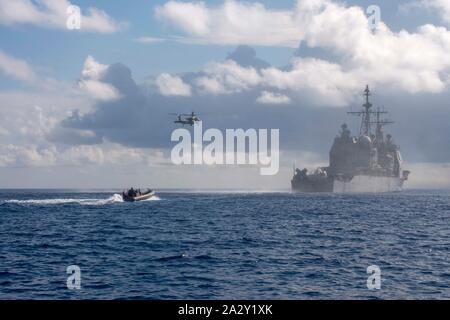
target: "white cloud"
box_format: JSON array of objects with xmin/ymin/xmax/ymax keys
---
[
  {"xmin": 195, "ymin": 76, "xmax": 229, "ymax": 95},
  {"xmin": 155, "ymin": 0, "xmax": 300, "ymax": 47},
  {"xmin": 0, "ymin": 89, "xmax": 95, "ymax": 157},
  {"xmin": 256, "ymin": 91, "xmax": 291, "ymax": 105},
  {"xmin": 405, "ymin": 0, "xmax": 450, "ymax": 26},
  {"xmin": 183, "ymin": 57, "xmax": 356, "ymax": 106},
  {"xmin": 78, "ymin": 56, "xmax": 120, "ymax": 101},
  {"xmin": 0, "ymin": 51, "xmax": 116, "ymax": 101},
  {"xmin": 156, "ymin": 1, "xmax": 210, "ymax": 35},
  {"xmin": 81, "ymin": 55, "xmax": 108, "ymax": 79},
  {"xmin": 0, "ymin": 145, "xmax": 57, "ymax": 167},
  {"xmin": 0, "ymin": 50, "xmax": 37, "ymax": 83},
  {"xmin": 0, "ymin": 143, "xmax": 169, "ymax": 168},
  {"xmin": 260, "ymin": 58, "xmax": 360, "ymax": 106},
  {"xmin": 78, "ymin": 79, "xmax": 120, "ymax": 102},
  {"xmin": 156, "ymin": 0, "xmax": 450, "ymax": 103},
  {"xmin": 433, "ymin": 0, "xmax": 450, "ymax": 24},
  {"xmin": 133, "ymin": 37, "xmax": 165, "ymax": 44},
  {"xmin": 156, "ymin": 73, "xmax": 192, "ymax": 96},
  {"xmin": 0, "ymin": 0, "xmax": 121, "ymax": 33},
  {"xmin": 196, "ymin": 60, "xmax": 262, "ymax": 94}
]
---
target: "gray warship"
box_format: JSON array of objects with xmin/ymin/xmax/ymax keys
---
[{"xmin": 292, "ymin": 85, "xmax": 410, "ymax": 193}]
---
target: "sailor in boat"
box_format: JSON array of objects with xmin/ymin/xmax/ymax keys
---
[{"xmin": 122, "ymin": 187, "xmax": 155, "ymax": 202}]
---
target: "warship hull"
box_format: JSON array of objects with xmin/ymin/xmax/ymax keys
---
[
  {"xmin": 292, "ymin": 175, "xmax": 405, "ymax": 193},
  {"xmin": 333, "ymin": 175, "xmax": 404, "ymax": 193},
  {"xmin": 291, "ymin": 177, "xmax": 333, "ymax": 193}
]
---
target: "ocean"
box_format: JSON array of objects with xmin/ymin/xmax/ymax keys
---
[{"xmin": 0, "ymin": 189, "xmax": 449, "ymax": 300}]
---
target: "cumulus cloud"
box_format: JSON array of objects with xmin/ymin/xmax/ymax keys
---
[
  {"xmin": 81, "ymin": 55, "xmax": 109, "ymax": 79},
  {"xmin": 432, "ymin": 0, "xmax": 450, "ymax": 25},
  {"xmin": 156, "ymin": 0, "xmax": 450, "ymax": 98},
  {"xmin": 195, "ymin": 76, "xmax": 229, "ymax": 95},
  {"xmin": 0, "ymin": 90, "xmax": 95, "ymax": 153},
  {"xmin": 156, "ymin": 1, "xmax": 210, "ymax": 35},
  {"xmin": 0, "ymin": 145, "xmax": 56, "ymax": 167},
  {"xmin": 55, "ymin": 61, "xmax": 171, "ymax": 149},
  {"xmin": 0, "ymin": 143, "xmax": 169, "ymax": 168},
  {"xmin": 260, "ymin": 58, "xmax": 358, "ymax": 106},
  {"xmin": 78, "ymin": 56, "xmax": 121, "ymax": 101},
  {"xmin": 55, "ymin": 144, "xmax": 168, "ymax": 167},
  {"xmin": 0, "ymin": 86, "xmax": 166, "ymax": 169},
  {"xmin": 405, "ymin": 0, "xmax": 450, "ymax": 26},
  {"xmin": 256, "ymin": 91, "xmax": 291, "ymax": 105},
  {"xmin": 155, "ymin": 0, "xmax": 300, "ymax": 47},
  {"xmin": 78, "ymin": 79, "xmax": 120, "ymax": 102},
  {"xmin": 0, "ymin": 51, "xmax": 122, "ymax": 102},
  {"xmin": 0, "ymin": 50, "xmax": 37, "ymax": 83},
  {"xmin": 174, "ymin": 57, "xmax": 361, "ymax": 106},
  {"xmin": 0, "ymin": 0, "xmax": 122, "ymax": 33},
  {"xmin": 155, "ymin": 73, "xmax": 192, "ymax": 96},
  {"xmin": 196, "ymin": 60, "xmax": 261, "ymax": 95}
]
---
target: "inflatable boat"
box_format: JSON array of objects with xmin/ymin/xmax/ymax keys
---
[{"xmin": 122, "ymin": 189, "xmax": 155, "ymax": 202}]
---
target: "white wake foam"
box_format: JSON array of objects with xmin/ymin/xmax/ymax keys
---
[
  {"xmin": 5, "ymin": 193, "xmax": 125, "ymax": 206},
  {"xmin": 4, "ymin": 193, "xmax": 163, "ymax": 206},
  {"xmin": 141, "ymin": 195, "xmax": 161, "ymax": 201}
]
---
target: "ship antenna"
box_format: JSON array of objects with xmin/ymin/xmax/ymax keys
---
[
  {"xmin": 362, "ymin": 85, "xmax": 372, "ymax": 136},
  {"xmin": 348, "ymin": 85, "xmax": 373, "ymax": 136},
  {"xmin": 371, "ymin": 105, "xmax": 394, "ymax": 142}
]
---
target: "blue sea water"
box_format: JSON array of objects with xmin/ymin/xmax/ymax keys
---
[{"xmin": 0, "ymin": 189, "xmax": 449, "ymax": 300}]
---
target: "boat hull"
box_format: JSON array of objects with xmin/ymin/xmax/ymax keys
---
[{"xmin": 123, "ymin": 190, "xmax": 155, "ymax": 202}]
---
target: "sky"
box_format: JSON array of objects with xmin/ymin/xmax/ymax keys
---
[{"xmin": 0, "ymin": 0, "xmax": 450, "ymax": 189}]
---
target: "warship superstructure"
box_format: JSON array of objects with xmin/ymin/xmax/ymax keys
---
[{"xmin": 292, "ymin": 86, "xmax": 410, "ymax": 193}]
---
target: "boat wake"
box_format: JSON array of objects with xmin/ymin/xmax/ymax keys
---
[
  {"xmin": 4, "ymin": 193, "xmax": 162, "ymax": 206},
  {"xmin": 4, "ymin": 194, "xmax": 133, "ymax": 206},
  {"xmin": 140, "ymin": 195, "xmax": 161, "ymax": 202}
]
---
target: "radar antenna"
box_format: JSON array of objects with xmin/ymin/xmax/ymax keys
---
[
  {"xmin": 348, "ymin": 85, "xmax": 372, "ymax": 136},
  {"xmin": 348, "ymin": 85, "xmax": 393, "ymax": 139}
]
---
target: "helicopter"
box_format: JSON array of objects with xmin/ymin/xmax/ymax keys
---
[{"xmin": 170, "ymin": 112, "xmax": 201, "ymax": 126}]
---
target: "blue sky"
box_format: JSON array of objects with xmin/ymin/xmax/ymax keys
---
[{"xmin": 1, "ymin": 0, "xmax": 450, "ymax": 189}]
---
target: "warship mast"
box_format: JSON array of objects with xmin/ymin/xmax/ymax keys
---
[
  {"xmin": 348, "ymin": 85, "xmax": 373, "ymax": 136},
  {"xmin": 348, "ymin": 85, "xmax": 393, "ymax": 139}
]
